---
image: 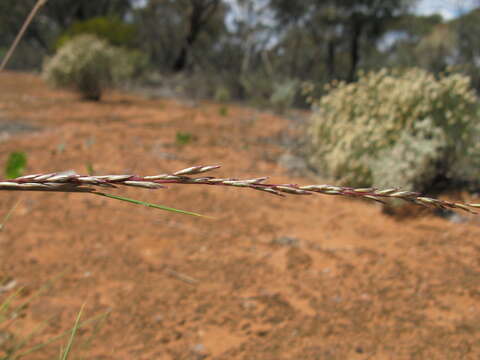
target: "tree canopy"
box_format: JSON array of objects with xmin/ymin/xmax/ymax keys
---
[{"xmin": 3, "ymin": 0, "xmax": 480, "ymax": 99}]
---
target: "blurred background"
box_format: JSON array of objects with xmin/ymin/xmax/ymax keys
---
[{"xmin": 2, "ymin": 0, "xmax": 480, "ymax": 104}]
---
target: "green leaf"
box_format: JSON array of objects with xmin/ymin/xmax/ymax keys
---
[
  {"xmin": 94, "ymin": 192, "xmax": 210, "ymax": 218},
  {"xmin": 5, "ymin": 152, "xmax": 27, "ymax": 179}
]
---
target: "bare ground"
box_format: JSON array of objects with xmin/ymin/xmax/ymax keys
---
[{"xmin": 0, "ymin": 72, "xmax": 480, "ymax": 359}]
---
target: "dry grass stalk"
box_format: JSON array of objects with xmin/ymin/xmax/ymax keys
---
[
  {"xmin": 0, "ymin": 0, "xmax": 47, "ymax": 71},
  {"xmin": 0, "ymin": 165, "xmax": 478, "ymax": 214}
]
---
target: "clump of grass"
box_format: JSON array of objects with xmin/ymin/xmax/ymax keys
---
[
  {"xmin": 0, "ymin": 164, "xmax": 478, "ymax": 215},
  {"xmin": 0, "ymin": 195, "xmax": 108, "ymax": 360},
  {"xmin": 0, "ymin": 272, "xmax": 108, "ymax": 360},
  {"xmin": 218, "ymin": 106, "xmax": 229, "ymax": 117},
  {"xmin": 5, "ymin": 153, "xmax": 26, "ymax": 180},
  {"xmin": 175, "ymin": 131, "xmax": 194, "ymax": 146}
]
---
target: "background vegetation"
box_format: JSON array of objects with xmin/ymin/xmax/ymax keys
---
[
  {"xmin": 2, "ymin": 0, "xmax": 480, "ymax": 100},
  {"xmin": 308, "ymin": 68, "xmax": 480, "ymax": 192}
]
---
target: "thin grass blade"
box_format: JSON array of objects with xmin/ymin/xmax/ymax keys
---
[
  {"xmin": 14, "ymin": 311, "xmax": 110, "ymax": 358},
  {"xmin": 75, "ymin": 308, "xmax": 110, "ymax": 358},
  {"xmin": 12, "ymin": 271, "xmax": 67, "ymax": 316},
  {"xmin": 0, "ymin": 288, "xmax": 23, "ymax": 323},
  {"xmin": 10, "ymin": 320, "xmax": 49, "ymax": 358},
  {"xmin": 59, "ymin": 304, "xmax": 84, "ymax": 360},
  {"xmin": 94, "ymin": 192, "xmax": 209, "ymax": 218},
  {"xmin": 0, "ymin": 200, "xmax": 21, "ymax": 231}
]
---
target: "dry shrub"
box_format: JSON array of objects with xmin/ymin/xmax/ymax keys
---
[
  {"xmin": 308, "ymin": 68, "xmax": 480, "ymax": 191},
  {"xmin": 42, "ymin": 35, "xmax": 143, "ymax": 101}
]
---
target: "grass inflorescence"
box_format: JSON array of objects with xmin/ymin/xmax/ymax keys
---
[{"xmin": 0, "ymin": 165, "xmax": 478, "ymax": 215}]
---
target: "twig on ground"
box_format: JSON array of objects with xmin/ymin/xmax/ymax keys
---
[
  {"xmin": 0, "ymin": 279, "xmax": 17, "ymax": 294},
  {"xmin": 165, "ymin": 268, "xmax": 199, "ymax": 285}
]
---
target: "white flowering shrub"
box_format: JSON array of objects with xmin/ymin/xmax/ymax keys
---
[
  {"xmin": 370, "ymin": 119, "xmax": 447, "ymax": 190},
  {"xmin": 308, "ymin": 68, "xmax": 480, "ymax": 191},
  {"xmin": 42, "ymin": 35, "xmax": 142, "ymax": 101}
]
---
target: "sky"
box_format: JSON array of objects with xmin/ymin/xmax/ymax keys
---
[
  {"xmin": 134, "ymin": 0, "xmax": 478, "ymax": 21},
  {"xmin": 416, "ymin": 0, "xmax": 478, "ymax": 19}
]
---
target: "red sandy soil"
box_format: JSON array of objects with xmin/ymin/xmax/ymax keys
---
[{"xmin": 0, "ymin": 72, "xmax": 480, "ymax": 359}]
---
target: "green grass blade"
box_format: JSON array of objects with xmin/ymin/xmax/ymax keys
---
[
  {"xmin": 59, "ymin": 304, "xmax": 84, "ymax": 360},
  {"xmin": 0, "ymin": 200, "xmax": 21, "ymax": 231},
  {"xmin": 94, "ymin": 192, "xmax": 210, "ymax": 218},
  {"xmin": 10, "ymin": 320, "xmax": 49, "ymax": 358},
  {"xmin": 14, "ymin": 310, "xmax": 110, "ymax": 359},
  {"xmin": 75, "ymin": 308, "xmax": 109, "ymax": 360},
  {"xmin": 11, "ymin": 271, "xmax": 67, "ymax": 316},
  {"xmin": 0, "ymin": 287, "xmax": 23, "ymax": 323},
  {"xmin": 85, "ymin": 163, "xmax": 95, "ymax": 175}
]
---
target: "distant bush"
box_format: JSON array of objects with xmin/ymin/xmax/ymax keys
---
[
  {"xmin": 270, "ymin": 79, "xmax": 299, "ymax": 113},
  {"xmin": 308, "ymin": 68, "xmax": 480, "ymax": 191},
  {"xmin": 55, "ymin": 17, "xmax": 137, "ymax": 49},
  {"xmin": 239, "ymin": 73, "xmax": 300, "ymax": 111},
  {"xmin": 240, "ymin": 72, "xmax": 274, "ymax": 107},
  {"xmin": 43, "ymin": 35, "xmax": 145, "ymax": 101},
  {"xmin": 214, "ymin": 86, "xmax": 231, "ymax": 103},
  {"xmin": 175, "ymin": 131, "xmax": 195, "ymax": 146}
]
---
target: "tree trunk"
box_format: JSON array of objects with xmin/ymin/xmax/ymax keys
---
[
  {"xmin": 348, "ymin": 17, "xmax": 363, "ymax": 82},
  {"xmin": 172, "ymin": 0, "xmax": 219, "ymax": 73},
  {"xmin": 173, "ymin": 27, "xmax": 198, "ymax": 72},
  {"xmin": 326, "ymin": 39, "xmax": 336, "ymax": 80},
  {"xmin": 173, "ymin": 46, "xmax": 189, "ymax": 72}
]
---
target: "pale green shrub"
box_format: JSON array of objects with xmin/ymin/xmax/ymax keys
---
[
  {"xmin": 270, "ymin": 79, "xmax": 299, "ymax": 113},
  {"xmin": 370, "ymin": 118, "xmax": 447, "ymax": 190},
  {"xmin": 308, "ymin": 68, "xmax": 480, "ymax": 191},
  {"xmin": 42, "ymin": 35, "xmax": 142, "ymax": 101},
  {"xmin": 214, "ymin": 86, "xmax": 231, "ymax": 103},
  {"xmin": 239, "ymin": 74, "xmax": 300, "ymax": 111},
  {"xmin": 240, "ymin": 72, "xmax": 274, "ymax": 107}
]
